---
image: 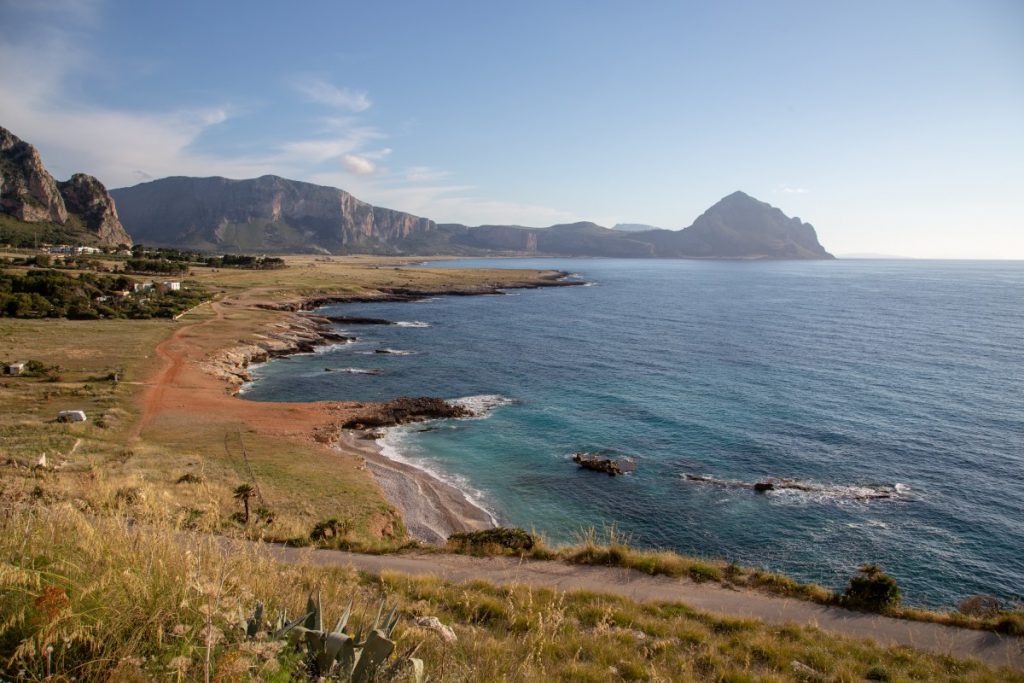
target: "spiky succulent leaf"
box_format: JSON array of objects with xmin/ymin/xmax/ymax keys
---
[
  {"xmin": 352, "ymin": 629, "xmax": 395, "ymax": 682},
  {"xmin": 334, "ymin": 598, "xmax": 353, "ymax": 634}
]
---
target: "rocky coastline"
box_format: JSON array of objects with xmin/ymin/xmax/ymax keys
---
[
  {"xmin": 199, "ymin": 271, "xmax": 579, "ymax": 542},
  {"xmin": 202, "ymin": 272, "xmax": 577, "ymax": 389}
]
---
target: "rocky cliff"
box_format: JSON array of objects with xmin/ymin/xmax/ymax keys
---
[
  {"xmin": 111, "ymin": 175, "xmax": 436, "ymax": 253},
  {"xmin": 0, "ymin": 126, "xmax": 132, "ymax": 246}
]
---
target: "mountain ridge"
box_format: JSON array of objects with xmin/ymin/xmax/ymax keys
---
[{"xmin": 111, "ymin": 175, "xmax": 833, "ymax": 259}]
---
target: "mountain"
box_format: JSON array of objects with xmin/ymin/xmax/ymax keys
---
[
  {"xmin": 110, "ymin": 175, "xmax": 435, "ymax": 253},
  {"xmin": 613, "ymin": 222, "xmax": 663, "ymax": 232},
  {"xmin": 0, "ymin": 126, "xmax": 132, "ymax": 247},
  {"xmin": 436, "ymin": 192, "xmax": 831, "ymax": 259},
  {"xmin": 111, "ymin": 173, "xmax": 832, "ymax": 259}
]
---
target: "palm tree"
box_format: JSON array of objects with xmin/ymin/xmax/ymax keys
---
[{"xmin": 233, "ymin": 483, "xmax": 255, "ymax": 524}]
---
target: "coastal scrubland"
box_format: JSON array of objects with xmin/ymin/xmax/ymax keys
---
[
  {"xmin": 2, "ymin": 253, "xmax": 1021, "ymax": 680},
  {"xmin": 0, "ymin": 254, "xmax": 571, "ymax": 544}
]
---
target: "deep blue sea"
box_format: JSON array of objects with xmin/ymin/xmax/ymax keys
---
[{"xmin": 243, "ymin": 259, "xmax": 1024, "ymax": 607}]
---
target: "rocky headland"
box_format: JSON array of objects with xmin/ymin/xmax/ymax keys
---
[{"xmin": 0, "ymin": 125, "xmax": 132, "ymax": 246}]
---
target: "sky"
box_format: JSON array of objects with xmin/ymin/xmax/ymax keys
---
[{"xmin": 1, "ymin": 0, "xmax": 1022, "ymax": 258}]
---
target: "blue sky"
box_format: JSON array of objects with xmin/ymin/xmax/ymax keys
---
[{"xmin": 1, "ymin": 0, "xmax": 1021, "ymax": 258}]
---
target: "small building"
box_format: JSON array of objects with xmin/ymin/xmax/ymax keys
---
[
  {"xmin": 57, "ymin": 410, "xmax": 87, "ymax": 423},
  {"xmin": 4, "ymin": 361, "xmax": 27, "ymax": 376},
  {"xmin": 161, "ymin": 280, "xmax": 182, "ymax": 291},
  {"xmin": 134, "ymin": 281, "xmax": 155, "ymax": 293}
]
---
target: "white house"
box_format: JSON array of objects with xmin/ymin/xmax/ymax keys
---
[
  {"xmin": 4, "ymin": 361, "xmax": 27, "ymax": 376},
  {"xmin": 161, "ymin": 280, "xmax": 182, "ymax": 291}
]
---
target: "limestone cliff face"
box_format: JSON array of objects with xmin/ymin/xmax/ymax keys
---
[
  {"xmin": 112, "ymin": 175, "xmax": 435, "ymax": 253},
  {"xmin": 58, "ymin": 173, "xmax": 133, "ymax": 246},
  {"xmin": 0, "ymin": 126, "xmax": 132, "ymax": 246},
  {"xmin": 0, "ymin": 126, "xmax": 68, "ymax": 224}
]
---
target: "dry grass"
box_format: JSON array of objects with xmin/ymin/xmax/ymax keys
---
[
  {"xmin": 442, "ymin": 526, "xmax": 1022, "ymax": 635},
  {"xmin": 2, "ymin": 504, "xmax": 1021, "ymax": 682},
  {"xmin": 0, "ymin": 257, "xmax": 568, "ymax": 548}
]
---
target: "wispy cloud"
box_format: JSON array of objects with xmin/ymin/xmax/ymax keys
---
[
  {"xmin": 0, "ymin": 6, "xmax": 581, "ymax": 226},
  {"xmin": 405, "ymin": 166, "xmax": 452, "ymax": 183},
  {"xmin": 341, "ymin": 154, "xmax": 378, "ymax": 176},
  {"xmin": 292, "ymin": 76, "xmax": 371, "ymax": 112}
]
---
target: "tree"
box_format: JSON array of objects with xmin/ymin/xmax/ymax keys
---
[{"xmin": 232, "ymin": 483, "xmax": 256, "ymax": 524}]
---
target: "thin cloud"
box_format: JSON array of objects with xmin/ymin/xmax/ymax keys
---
[
  {"xmin": 0, "ymin": 8, "xmax": 582, "ymax": 226},
  {"xmin": 342, "ymin": 154, "xmax": 377, "ymax": 176},
  {"xmin": 292, "ymin": 76, "xmax": 371, "ymax": 112},
  {"xmin": 405, "ymin": 166, "xmax": 452, "ymax": 183}
]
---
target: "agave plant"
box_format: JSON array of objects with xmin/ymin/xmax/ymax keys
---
[{"xmin": 244, "ymin": 592, "xmax": 425, "ymax": 682}]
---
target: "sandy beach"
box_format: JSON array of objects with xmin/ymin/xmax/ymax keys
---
[{"xmin": 339, "ymin": 432, "xmax": 495, "ymax": 543}]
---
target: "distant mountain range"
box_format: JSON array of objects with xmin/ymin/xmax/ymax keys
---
[
  {"xmin": 112, "ymin": 175, "xmax": 833, "ymax": 259},
  {"xmin": 0, "ymin": 126, "xmax": 132, "ymax": 246},
  {"xmin": 613, "ymin": 223, "xmax": 664, "ymax": 232}
]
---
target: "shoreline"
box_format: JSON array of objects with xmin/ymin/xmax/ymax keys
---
[
  {"xmin": 339, "ymin": 431, "xmax": 496, "ymax": 544},
  {"xmin": 199, "ymin": 268, "xmax": 578, "ymax": 543}
]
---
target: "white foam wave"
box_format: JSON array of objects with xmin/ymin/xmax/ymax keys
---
[
  {"xmin": 313, "ymin": 341, "xmax": 355, "ymax": 354},
  {"xmin": 682, "ymin": 474, "xmax": 913, "ymax": 504},
  {"xmin": 372, "ymin": 348, "xmax": 416, "ymax": 356},
  {"xmin": 395, "ymin": 320, "xmax": 431, "ymax": 328},
  {"xmin": 376, "ymin": 426, "xmax": 499, "ymax": 525},
  {"xmin": 449, "ymin": 394, "xmax": 518, "ymax": 419},
  {"xmin": 327, "ymin": 367, "xmax": 382, "ymax": 375}
]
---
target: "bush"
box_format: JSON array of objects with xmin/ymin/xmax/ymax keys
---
[
  {"xmin": 957, "ymin": 594, "xmax": 1002, "ymax": 618},
  {"xmin": 841, "ymin": 564, "xmax": 900, "ymax": 612},
  {"xmin": 994, "ymin": 613, "xmax": 1024, "ymax": 636},
  {"xmin": 448, "ymin": 527, "xmax": 535, "ymax": 552}
]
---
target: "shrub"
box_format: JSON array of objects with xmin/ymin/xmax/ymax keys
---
[
  {"xmin": 841, "ymin": 564, "xmax": 900, "ymax": 612},
  {"xmin": 175, "ymin": 472, "xmax": 203, "ymax": 484},
  {"xmin": 957, "ymin": 594, "xmax": 1002, "ymax": 618},
  {"xmin": 448, "ymin": 527, "xmax": 535, "ymax": 552},
  {"xmin": 994, "ymin": 613, "xmax": 1024, "ymax": 636}
]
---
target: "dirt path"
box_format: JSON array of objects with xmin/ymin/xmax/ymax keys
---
[
  {"xmin": 131, "ymin": 300, "xmax": 224, "ymax": 439},
  {"xmin": 225, "ymin": 540, "xmax": 1023, "ymax": 670}
]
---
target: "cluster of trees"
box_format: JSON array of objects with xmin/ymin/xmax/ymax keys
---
[
  {"xmin": 124, "ymin": 258, "xmax": 191, "ymax": 275},
  {"xmin": 208, "ymin": 254, "xmax": 286, "ymax": 269},
  {"xmin": 124, "ymin": 247, "xmax": 286, "ymax": 272},
  {"xmin": 0, "ymin": 269, "xmax": 206, "ymax": 319}
]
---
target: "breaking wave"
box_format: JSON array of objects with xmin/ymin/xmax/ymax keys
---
[
  {"xmin": 325, "ymin": 367, "xmax": 383, "ymax": 375},
  {"xmin": 450, "ymin": 394, "xmax": 519, "ymax": 419},
  {"xmin": 682, "ymin": 473, "xmax": 913, "ymax": 504},
  {"xmin": 395, "ymin": 321, "xmax": 431, "ymax": 328}
]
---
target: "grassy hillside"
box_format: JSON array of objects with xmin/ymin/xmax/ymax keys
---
[{"xmin": 2, "ymin": 505, "xmax": 1020, "ymax": 682}]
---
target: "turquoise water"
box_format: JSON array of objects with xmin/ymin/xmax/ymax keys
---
[{"xmin": 244, "ymin": 259, "xmax": 1024, "ymax": 607}]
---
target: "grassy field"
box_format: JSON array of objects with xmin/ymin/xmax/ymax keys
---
[
  {"xmin": 0, "ymin": 256, "xmax": 568, "ymax": 546},
  {"xmin": 2, "ymin": 504, "xmax": 1020, "ymax": 682}
]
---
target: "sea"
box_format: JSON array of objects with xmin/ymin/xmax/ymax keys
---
[{"xmin": 242, "ymin": 258, "xmax": 1024, "ymax": 608}]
